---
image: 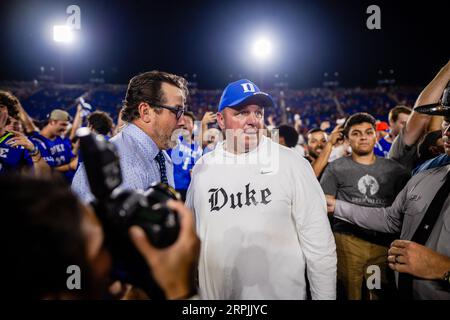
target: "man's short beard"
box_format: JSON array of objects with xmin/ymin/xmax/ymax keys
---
[
  {"xmin": 309, "ymin": 150, "xmax": 320, "ymax": 159},
  {"xmin": 165, "ymin": 136, "xmax": 177, "ymax": 149}
]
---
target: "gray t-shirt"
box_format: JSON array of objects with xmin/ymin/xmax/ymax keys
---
[{"xmin": 320, "ymin": 156, "xmax": 411, "ymax": 246}]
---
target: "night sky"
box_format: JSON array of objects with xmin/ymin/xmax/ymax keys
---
[{"xmin": 0, "ymin": 0, "xmax": 448, "ymax": 88}]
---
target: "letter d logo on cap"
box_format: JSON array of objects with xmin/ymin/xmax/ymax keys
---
[{"xmin": 241, "ymin": 83, "xmax": 256, "ymax": 93}]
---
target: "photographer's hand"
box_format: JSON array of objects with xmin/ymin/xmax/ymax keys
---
[{"xmin": 129, "ymin": 200, "xmax": 200, "ymax": 299}]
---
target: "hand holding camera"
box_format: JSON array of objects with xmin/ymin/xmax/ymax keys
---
[
  {"xmin": 130, "ymin": 199, "xmax": 200, "ymax": 299},
  {"xmin": 77, "ymin": 128, "xmax": 199, "ymax": 299}
]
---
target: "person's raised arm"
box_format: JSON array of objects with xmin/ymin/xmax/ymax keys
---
[
  {"xmin": 70, "ymin": 103, "xmax": 84, "ymax": 141},
  {"xmin": 312, "ymin": 126, "xmax": 343, "ymax": 178},
  {"xmin": 201, "ymin": 112, "xmax": 217, "ymax": 147},
  {"xmin": 403, "ymin": 60, "xmax": 450, "ymax": 146}
]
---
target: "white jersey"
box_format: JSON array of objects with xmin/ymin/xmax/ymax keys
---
[{"xmin": 186, "ymin": 136, "xmax": 336, "ymax": 300}]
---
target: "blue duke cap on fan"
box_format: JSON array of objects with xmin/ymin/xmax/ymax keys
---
[{"xmin": 218, "ymin": 79, "xmax": 275, "ymax": 112}]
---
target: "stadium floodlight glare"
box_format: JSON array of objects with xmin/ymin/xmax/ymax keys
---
[
  {"xmin": 53, "ymin": 25, "xmax": 74, "ymax": 43},
  {"xmin": 252, "ymin": 37, "xmax": 272, "ymax": 62}
]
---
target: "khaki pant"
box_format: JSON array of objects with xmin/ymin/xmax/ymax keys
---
[{"xmin": 334, "ymin": 233, "xmax": 396, "ymax": 300}]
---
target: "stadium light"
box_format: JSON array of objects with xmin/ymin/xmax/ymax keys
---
[
  {"xmin": 53, "ymin": 25, "xmax": 74, "ymax": 43},
  {"xmin": 52, "ymin": 24, "xmax": 77, "ymax": 83},
  {"xmin": 252, "ymin": 37, "xmax": 272, "ymax": 62}
]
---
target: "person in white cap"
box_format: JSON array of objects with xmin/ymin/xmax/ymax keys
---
[{"xmin": 186, "ymin": 79, "xmax": 336, "ymax": 300}]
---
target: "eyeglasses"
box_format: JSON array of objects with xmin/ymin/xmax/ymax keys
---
[{"xmin": 152, "ymin": 104, "xmax": 185, "ymax": 120}]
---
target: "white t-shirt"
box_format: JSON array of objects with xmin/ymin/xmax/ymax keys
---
[
  {"xmin": 186, "ymin": 136, "xmax": 336, "ymax": 300},
  {"xmin": 293, "ymin": 144, "xmax": 306, "ymax": 157}
]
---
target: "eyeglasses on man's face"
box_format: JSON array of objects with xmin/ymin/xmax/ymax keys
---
[{"xmin": 150, "ymin": 103, "xmax": 186, "ymax": 120}]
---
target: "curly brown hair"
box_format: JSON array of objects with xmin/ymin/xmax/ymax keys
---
[{"xmin": 0, "ymin": 90, "xmax": 20, "ymax": 119}]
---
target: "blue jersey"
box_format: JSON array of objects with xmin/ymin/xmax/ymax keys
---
[
  {"xmin": 374, "ymin": 136, "xmax": 392, "ymax": 158},
  {"xmin": 168, "ymin": 138, "xmax": 203, "ymax": 191},
  {"xmin": 29, "ymin": 132, "xmax": 75, "ymax": 182},
  {"xmin": 0, "ymin": 132, "xmax": 33, "ymax": 174}
]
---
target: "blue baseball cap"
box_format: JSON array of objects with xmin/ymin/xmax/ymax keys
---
[{"xmin": 218, "ymin": 79, "xmax": 275, "ymax": 112}]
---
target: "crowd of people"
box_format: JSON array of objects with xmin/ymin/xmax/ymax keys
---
[{"xmin": 1, "ymin": 60, "xmax": 449, "ymax": 300}]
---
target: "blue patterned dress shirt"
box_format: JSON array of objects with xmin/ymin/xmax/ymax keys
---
[{"xmin": 72, "ymin": 123, "xmax": 174, "ymax": 203}]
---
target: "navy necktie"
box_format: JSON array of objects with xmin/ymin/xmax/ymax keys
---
[{"xmin": 155, "ymin": 151, "xmax": 168, "ymax": 185}]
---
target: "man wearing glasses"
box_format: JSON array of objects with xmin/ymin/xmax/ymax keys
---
[
  {"xmin": 186, "ymin": 79, "xmax": 336, "ymax": 299},
  {"xmin": 72, "ymin": 70, "xmax": 187, "ymax": 203}
]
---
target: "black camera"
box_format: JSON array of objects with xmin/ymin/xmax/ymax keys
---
[{"xmin": 76, "ymin": 128, "xmax": 181, "ymax": 299}]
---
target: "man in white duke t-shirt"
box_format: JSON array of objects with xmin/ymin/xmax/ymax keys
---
[{"xmin": 186, "ymin": 79, "xmax": 336, "ymax": 300}]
